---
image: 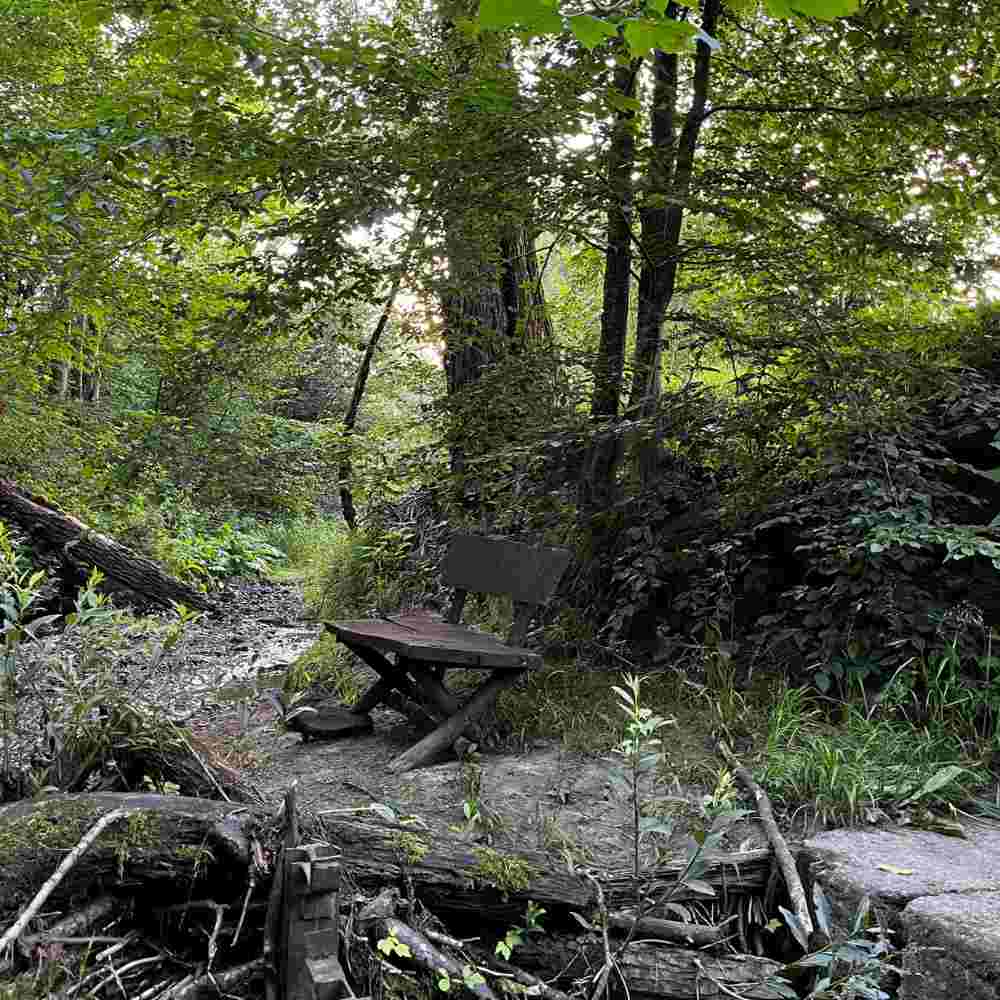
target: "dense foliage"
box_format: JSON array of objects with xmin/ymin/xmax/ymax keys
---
[{"xmin": 3, "ymin": 0, "xmax": 1000, "ymax": 688}]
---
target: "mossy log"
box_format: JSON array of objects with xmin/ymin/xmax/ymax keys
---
[
  {"xmin": 512, "ymin": 935, "xmax": 786, "ymax": 1000},
  {"xmin": 0, "ymin": 477, "xmax": 215, "ymax": 611},
  {"xmin": 321, "ymin": 816, "xmax": 772, "ymax": 925},
  {"xmin": 0, "ymin": 793, "xmax": 269, "ymax": 921}
]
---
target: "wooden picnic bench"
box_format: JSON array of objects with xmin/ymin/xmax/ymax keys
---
[{"xmin": 325, "ymin": 533, "xmax": 572, "ymax": 773}]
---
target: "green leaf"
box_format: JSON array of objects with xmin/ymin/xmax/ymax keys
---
[
  {"xmin": 479, "ymin": 0, "xmax": 562, "ymax": 34},
  {"xmin": 779, "ymin": 905, "xmax": 810, "ymax": 950},
  {"xmin": 903, "ymin": 764, "xmax": 969, "ymax": 803},
  {"xmin": 568, "ymin": 14, "xmax": 618, "ymax": 50},
  {"xmin": 764, "ymin": 0, "xmax": 859, "ymax": 17},
  {"xmin": 622, "ymin": 18, "xmax": 698, "ymax": 58}
]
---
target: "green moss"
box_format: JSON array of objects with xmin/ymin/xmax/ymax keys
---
[
  {"xmin": 173, "ymin": 844, "xmax": 215, "ymax": 876},
  {"xmin": 392, "ymin": 832, "xmax": 430, "ymax": 864},
  {"xmin": 109, "ymin": 810, "xmax": 161, "ymax": 876},
  {"xmin": 472, "ymin": 847, "xmax": 537, "ymax": 894},
  {"xmin": 0, "ymin": 799, "xmax": 101, "ymax": 865}
]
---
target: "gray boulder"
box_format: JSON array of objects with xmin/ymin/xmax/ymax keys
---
[{"xmin": 805, "ymin": 826, "xmax": 1000, "ymax": 1000}]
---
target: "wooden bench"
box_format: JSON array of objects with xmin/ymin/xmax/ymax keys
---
[{"xmin": 325, "ymin": 534, "xmax": 572, "ymax": 773}]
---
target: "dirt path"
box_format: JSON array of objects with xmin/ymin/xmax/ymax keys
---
[{"xmin": 180, "ymin": 579, "xmax": 765, "ymax": 870}]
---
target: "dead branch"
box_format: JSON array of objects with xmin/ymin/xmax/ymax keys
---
[
  {"xmin": 718, "ymin": 741, "xmax": 815, "ymax": 948},
  {"xmin": 382, "ymin": 917, "xmax": 498, "ymax": 1000},
  {"xmin": 0, "ymin": 806, "xmax": 133, "ymax": 966}
]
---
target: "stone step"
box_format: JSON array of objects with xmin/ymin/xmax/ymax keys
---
[{"xmin": 804, "ymin": 826, "xmax": 1000, "ymax": 1000}]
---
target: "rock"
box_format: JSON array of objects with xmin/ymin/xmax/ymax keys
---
[
  {"xmin": 806, "ymin": 828, "xmax": 1000, "ymax": 932},
  {"xmin": 285, "ymin": 704, "xmax": 374, "ymax": 742},
  {"xmin": 899, "ymin": 892, "xmax": 1000, "ymax": 1000},
  {"xmin": 805, "ymin": 826, "xmax": 1000, "ymax": 1000}
]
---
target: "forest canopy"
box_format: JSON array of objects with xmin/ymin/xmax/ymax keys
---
[{"xmin": 2, "ymin": 0, "xmax": 1000, "ymax": 665}]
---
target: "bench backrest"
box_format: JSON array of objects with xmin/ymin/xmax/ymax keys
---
[{"xmin": 442, "ymin": 534, "xmax": 572, "ymax": 643}]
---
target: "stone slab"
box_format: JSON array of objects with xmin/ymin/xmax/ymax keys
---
[
  {"xmin": 805, "ymin": 827, "xmax": 1000, "ymax": 933},
  {"xmin": 899, "ymin": 891, "xmax": 1000, "ymax": 1000},
  {"xmin": 805, "ymin": 827, "xmax": 1000, "ymax": 1000}
]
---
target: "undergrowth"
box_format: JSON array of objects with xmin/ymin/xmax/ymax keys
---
[{"xmin": 761, "ymin": 685, "xmax": 990, "ymax": 825}]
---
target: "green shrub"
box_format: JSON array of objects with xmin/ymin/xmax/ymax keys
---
[{"xmin": 154, "ymin": 521, "xmax": 282, "ymax": 587}]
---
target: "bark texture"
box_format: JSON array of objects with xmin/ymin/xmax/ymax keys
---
[
  {"xmin": 513, "ymin": 935, "xmax": 784, "ymax": 1000},
  {"xmin": 0, "ymin": 793, "xmax": 266, "ymax": 919},
  {"xmin": 629, "ymin": 0, "xmax": 721, "ymax": 485},
  {"xmin": 0, "ymin": 478, "xmax": 215, "ymax": 611}
]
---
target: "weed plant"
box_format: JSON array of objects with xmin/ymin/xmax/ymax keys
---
[
  {"xmin": 761, "ymin": 685, "xmax": 988, "ymax": 824},
  {"xmin": 496, "ymin": 667, "xmax": 687, "ymax": 752},
  {"xmin": 283, "ymin": 633, "xmax": 365, "ymax": 704},
  {"xmin": 260, "ymin": 516, "xmax": 344, "ymax": 576},
  {"xmin": 304, "ymin": 525, "xmax": 418, "ymax": 619},
  {"xmin": 0, "ymin": 536, "xmax": 222, "ymax": 795}
]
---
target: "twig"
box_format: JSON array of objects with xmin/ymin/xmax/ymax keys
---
[
  {"xmin": 166, "ymin": 959, "xmax": 267, "ymax": 1000},
  {"xmin": 17, "ymin": 894, "xmax": 121, "ymax": 956},
  {"xmin": 465, "ymin": 943, "xmax": 575, "ymax": 1000},
  {"xmin": 134, "ymin": 975, "xmax": 179, "ymax": 1000},
  {"xmin": 0, "ymin": 807, "xmax": 133, "ymax": 967},
  {"xmin": 95, "ymin": 934, "xmax": 137, "ymax": 962},
  {"xmin": 718, "ymin": 741, "xmax": 816, "ymax": 947},
  {"xmin": 231, "ymin": 880, "xmax": 253, "ymax": 947},
  {"xmin": 20, "ymin": 936, "xmax": 129, "ymax": 948},
  {"xmin": 201, "ymin": 903, "xmax": 226, "ymax": 971},
  {"xmin": 607, "ymin": 911, "xmax": 729, "ymax": 948},
  {"xmin": 585, "ymin": 873, "xmax": 615, "ymax": 1000},
  {"xmin": 172, "ymin": 726, "xmax": 231, "ymax": 802},
  {"xmin": 88, "ymin": 954, "xmax": 166, "ymax": 997},
  {"xmin": 423, "ymin": 928, "xmax": 480, "ymax": 951},
  {"xmin": 156, "ymin": 973, "xmax": 196, "ymax": 1000}
]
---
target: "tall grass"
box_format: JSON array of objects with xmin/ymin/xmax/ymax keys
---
[{"xmin": 761, "ymin": 686, "xmax": 989, "ymax": 824}]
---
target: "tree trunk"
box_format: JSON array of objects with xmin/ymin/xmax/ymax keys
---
[
  {"xmin": 437, "ymin": 12, "xmax": 552, "ymax": 478},
  {"xmin": 338, "ymin": 217, "xmax": 425, "ymax": 530},
  {"xmin": 580, "ymin": 55, "xmax": 641, "ymax": 514},
  {"xmin": 498, "ymin": 224, "xmax": 552, "ymax": 343},
  {"xmin": 628, "ymin": 0, "xmax": 721, "ymax": 486},
  {"xmin": 592, "ymin": 56, "xmax": 640, "ymax": 424},
  {"xmin": 0, "ymin": 478, "xmax": 215, "ymax": 611}
]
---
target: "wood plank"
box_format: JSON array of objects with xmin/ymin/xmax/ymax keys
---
[
  {"xmin": 443, "ymin": 535, "xmax": 571, "ymax": 606},
  {"xmin": 328, "ymin": 616, "xmax": 542, "ymax": 670}
]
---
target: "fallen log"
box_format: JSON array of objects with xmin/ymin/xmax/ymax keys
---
[
  {"xmin": 0, "ymin": 477, "xmax": 215, "ymax": 611},
  {"xmin": 0, "ymin": 806, "xmax": 133, "ymax": 965},
  {"xmin": 512, "ymin": 935, "xmax": 786, "ymax": 1000},
  {"xmin": 0, "ymin": 793, "xmax": 269, "ymax": 920},
  {"xmin": 320, "ymin": 816, "xmax": 772, "ymax": 925}
]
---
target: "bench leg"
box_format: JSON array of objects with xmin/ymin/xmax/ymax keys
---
[
  {"xmin": 402, "ymin": 659, "xmax": 461, "ymax": 718},
  {"xmin": 341, "ymin": 642, "xmax": 438, "ymax": 712},
  {"xmin": 344, "ymin": 645, "xmax": 451, "ymax": 729},
  {"xmin": 386, "ymin": 670, "xmax": 525, "ymax": 774},
  {"xmin": 353, "ymin": 678, "xmax": 393, "ymax": 715}
]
